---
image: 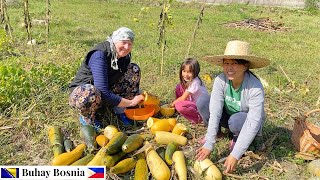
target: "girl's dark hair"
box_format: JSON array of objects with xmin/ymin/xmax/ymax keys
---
[
  {"xmin": 234, "ymin": 59, "xmax": 259, "ymax": 79},
  {"xmin": 179, "ymin": 58, "xmax": 203, "ymax": 89}
]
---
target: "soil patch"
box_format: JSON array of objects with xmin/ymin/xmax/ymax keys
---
[{"xmin": 224, "ymin": 18, "xmax": 289, "ymax": 32}]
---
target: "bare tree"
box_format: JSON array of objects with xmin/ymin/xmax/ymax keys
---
[
  {"xmin": 1, "ymin": 0, "xmax": 13, "ymax": 40},
  {"xmin": 23, "ymin": 0, "xmax": 32, "ymax": 41}
]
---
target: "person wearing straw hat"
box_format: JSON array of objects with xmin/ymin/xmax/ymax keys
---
[
  {"xmin": 69, "ymin": 27, "xmax": 145, "ymax": 130},
  {"xmin": 196, "ymin": 40, "xmax": 270, "ymax": 173}
]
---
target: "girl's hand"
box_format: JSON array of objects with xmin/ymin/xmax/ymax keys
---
[
  {"xmin": 223, "ymin": 155, "xmax": 238, "ymax": 173},
  {"xmin": 195, "ymin": 147, "xmax": 211, "ymax": 161},
  {"xmin": 171, "ymin": 100, "xmax": 176, "ymax": 107}
]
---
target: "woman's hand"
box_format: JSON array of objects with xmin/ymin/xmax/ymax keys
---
[
  {"xmin": 195, "ymin": 147, "xmax": 212, "ymax": 161},
  {"xmin": 223, "ymin": 155, "xmax": 238, "ymax": 173},
  {"xmin": 130, "ymin": 95, "xmax": 145, "ymax": 107}
]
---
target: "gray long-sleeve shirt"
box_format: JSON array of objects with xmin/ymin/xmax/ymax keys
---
[{"xmin": 203, "ymin": 72, "xmax": 265, "ymax": 160}]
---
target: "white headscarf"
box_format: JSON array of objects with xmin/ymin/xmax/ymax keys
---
[{"xmin": 106, "ymin": 27, "xmax": 135, "ymax": 70}]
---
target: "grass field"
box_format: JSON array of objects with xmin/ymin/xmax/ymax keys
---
[{"xmin": 0, "ymin": 0, "xmax": 320, "ymax": 179}]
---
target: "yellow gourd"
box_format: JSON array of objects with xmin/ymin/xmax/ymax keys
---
[
  {"xmin": 164, "ymin": 142, "xmax": 177, "ymax": 165},
  {"xmin": 110, "ymin": 158, "xmax": 137, "ymax": 174},
  {"xmin": 51, "ymin": 143, "xmax": 86, "ymax": 166},
  {"xmin": 155, "ymin": 131, "xmax": 187, "ymax": 146},
  {"xmin": 96, "ymin": 134, "xmax": 109, "ymax": 147},
  {"xmin": 145, "ymin": 142, "xmax": 170, "ymax": 180},
  {"xmin": 134, "ymin": 153, "xmax": 148, "ymax": 180},
  {"xmin": 194, "ymin": 159, "xmax": 222, "ymax": 180},
  {"xmin": 104, "ymin": 132, "xmax": 127, "ymax": 155},
  {"xmin": 150, "ymin": 118, "xmax": 177, "ymax": 134},
  {"xmin": 101, "ymin": 151, "xmax": 127, "ymax": 168},
  {"xmin": 172, "ymin": 151, "xmax": 187, "ymax": 180},
  {"xmin": 172, "ymin": 123, "xmax": 187, "ymax": 136},
  {"xmin": 146, "ymin": 117, "xmax": 161, "ymax": 128},
  {"xmin": 48, "ymin": 126, "xmax": 64, "ymax": 157},
  {"xmin": 70, "ymin": 154, "xmax": 94, "ymax": 166},
  {"xmin": 87, "ymin": 145, "xmax": 109, "ymax": 166},
  {"xmin": 103, "ymin": 125, "xmax": 119, "ymax": 140}
]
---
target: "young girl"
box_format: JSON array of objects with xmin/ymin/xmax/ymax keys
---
[{"xmin": 171, "ymin": 58, "xmax": 210, "ymax": 124}]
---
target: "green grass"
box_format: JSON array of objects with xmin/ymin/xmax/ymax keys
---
[{"xmin": 1, "ymin": 0, "xmax": 320, "ymax": 179}]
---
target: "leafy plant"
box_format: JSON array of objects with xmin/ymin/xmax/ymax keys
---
[
  {"xmin": 0, "ymin": 29, "xmax": 11, "ymax": 56},
  {"xmin": 0, "ymin": 62, "xmax": 74, "ymax": 114}
]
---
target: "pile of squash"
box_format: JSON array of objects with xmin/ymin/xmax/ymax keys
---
[{"xmin": 48, "ymin": 106, "xmax": 222, "ymax": 179}]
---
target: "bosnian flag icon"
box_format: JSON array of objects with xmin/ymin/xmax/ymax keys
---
[{"xmin": 88, "ymin": 167, "xmax": 105, "ymax": 179}]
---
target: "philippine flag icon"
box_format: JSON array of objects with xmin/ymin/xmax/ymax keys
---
[
  {"xmin": 1, "ymin": 168, "xmax": 19, "ymax": 178},
  {"xmin": 87, "ymin": 167, "xmax": 105, "ymax": 178}
]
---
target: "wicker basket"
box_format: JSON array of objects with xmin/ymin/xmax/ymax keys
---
[{"xmin": 291, "ymin": 109, "xmax": 320, "ymax": 155}]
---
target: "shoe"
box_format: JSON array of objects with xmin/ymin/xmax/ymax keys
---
[
  {"xmin": 79, "ymin": 116, "xmax": 102, "ymax": 132},
  {"xmin": 117, "ymin": 113, "xmax": 133, "ymax": 125}
]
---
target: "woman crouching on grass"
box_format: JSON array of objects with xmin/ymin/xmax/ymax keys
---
[
  {"xmin": 68, "ymin": 27, "xmax": 144, "ymax": 130},
  {"xmin": 196, "ymin": 40, "xmax": 270, "ymax": 173}
]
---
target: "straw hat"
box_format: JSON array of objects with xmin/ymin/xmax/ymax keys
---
[{"xmin": 203, "ymin": 40, "xmax": 270, "ymax": 69}]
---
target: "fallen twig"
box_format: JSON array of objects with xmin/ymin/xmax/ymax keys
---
[
  {"xmin": 261, "ymin": 133, "xmax": 278, "ymax": 158},
  {"xmin": 279, "ymin": 65, "xmax": 294, "ymax": 86},
  {"xmin": 245, "ymin": 151, "xmax": 262, "ymax": 160},
  {"xmin": 249, "ymin": 174, "xmax": 270, "ymax": 180},
  {"xmin": 218, "ymin": 156, "xmax": 227, "ymax": 163},
  {"xmin": 295, "ymin": 152, "xmax": 316, "ymax": 161},
  {"xmin": 131, "ymin": 142, "xmax": 153, "ymax": 157},
  {"xmin": 223, "ymin": 172, "xmax": 244, "ymax": 179},
  {"xmin": 125, "ymin": 127, "xmax": 145, "ymax": 134},
  {"xmin": 0, "ymin": 126, "xmax": 13, "ymax": 130},
  {"xmin": 265, "ymin": 160, "xmax": 287, "ymax": 173}
]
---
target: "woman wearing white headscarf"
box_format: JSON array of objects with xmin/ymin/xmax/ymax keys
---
[{"xmin": 69, "ymin": 27, "xmax": 144, "ymax": 129}]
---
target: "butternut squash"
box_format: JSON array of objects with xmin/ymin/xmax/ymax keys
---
[{"xmin": 51, "ymin": 143, "xmax": 86, "ymax": 166}]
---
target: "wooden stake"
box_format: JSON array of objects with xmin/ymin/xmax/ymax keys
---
[{"xmin": 186, "ymin": 3, "xmax": 205, "ymax": 57}]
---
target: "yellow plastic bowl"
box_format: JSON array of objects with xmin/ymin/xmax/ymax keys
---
[{"xmin": 160, "ymin": 104, "xmax": 175, "ymax": 117}]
